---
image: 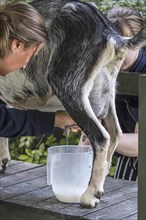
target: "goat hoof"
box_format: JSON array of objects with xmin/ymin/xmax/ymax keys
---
[
  {"xmin": 95, "ymin": 190, "xmax": 104, "ymax": 199},
  {"xmin": 0, "ymin": 158, "xmax": 9, "ymax": 173},
  {"xmin": 80, "ymin": 198, "xmax": 99, "ymax": 209},
  {"xmin": 80, "ymin": 190, "xmax": 100, "ymax": 209}
]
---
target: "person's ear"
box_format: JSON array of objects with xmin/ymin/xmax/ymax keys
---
[{"xmin": 11, "ymin": 39, "xmax": 25, "ymax": 53}]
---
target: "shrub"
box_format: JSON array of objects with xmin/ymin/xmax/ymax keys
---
[{"xmin": 9, "ymin": 129, "xmax": 81, "ymax": 165}]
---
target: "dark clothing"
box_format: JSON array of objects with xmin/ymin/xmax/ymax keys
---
[
  {"xmin": 114, "ymin": 156, "xmax": 138, "ymax": 181},
  {"xmin": 114, "ymin": 48, "xmax": 146, "ymax": 181},
  {"xmin": 129, "ymin": 48, "xmax": 146, "ymax": 72},
  {"xmin": 0, "ymin": 104, "xmax": 55, "ymax": 138},
  {"xmin": 116, "ymin": 48, "xmax": 146, "ymax": 131}
]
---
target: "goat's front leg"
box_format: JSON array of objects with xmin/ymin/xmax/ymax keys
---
[
  {"xmin": 51, "ymin": 69, "xmax": 113, "ymax": 207},
  {"xmin": 0, "ymin": 137, "xmax": 11, "ymax": 173},
  {"xmin": 58, "ymin": 95, "xmax": 110, "ymax": 208},
  {"xmin": 80, "ymin": 124, "xmax": 110, "ymax": 208}
]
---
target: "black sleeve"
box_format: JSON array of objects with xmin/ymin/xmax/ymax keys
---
[
  {"xmin": 116, "ymin": 95, "xmax": 138, "ymax": 133},
  {"xmin": 0, "ymin": 104, "xmax": 55, "ymax": 138}
]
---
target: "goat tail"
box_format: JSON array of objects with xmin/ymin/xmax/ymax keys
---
[
  {"xmin": 127, "ymin": 27, "xmax": 146, "ymax": 49},
  {"xmin": 116, "ymin": 26, "xmax": 146, "ymax": 50},
  {"xmin": 115, "ymin": 26, "xmax": 146, "ymax": 50}
]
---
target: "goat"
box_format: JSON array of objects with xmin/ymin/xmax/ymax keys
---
[{"xmin": 0, "ymin": 0, "xmax": 146, "ymax": 208}]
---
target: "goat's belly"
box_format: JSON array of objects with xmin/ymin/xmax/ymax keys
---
[
  {"xmin": 0, "ymin": 71, "xmax": 65, "ymax": 112},
  {"xmin": 39, "ymin": 95, "xmax": 65, "ymax": 112},
  {"xmin": 96, "ymin": 103, "xmax": 109, "ymax": 119},
  {"xmin": 93, "ymin": 98, "xmax": 110, "ymax": 119}
]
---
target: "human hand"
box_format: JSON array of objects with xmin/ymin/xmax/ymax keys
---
[{"xmin": 54, "ymin": 111, "xmax": 80, "ymax": 132}]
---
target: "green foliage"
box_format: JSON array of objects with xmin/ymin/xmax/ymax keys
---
[
  {"xmin": 9, "ymin": 129, "xmax": 81, "ymax": 165},
  {"xmin": 84, "ymin": 0, "xmax": 146, "ymax": 22},
  {"xmin": 2, "ymin": 0, "xmax": 146, "ymax": 22},
  {"xmin": 9, "ymin": 129, "xmax": 117, "ymax": 177},
  {"xmin": 108, "ymin": 156, "xmax": 118, "ymax": 177}
]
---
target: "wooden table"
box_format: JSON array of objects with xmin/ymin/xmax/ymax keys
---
[{"xmin": 0, "ymin": 160, "xmax": 137, "ymax": 220}]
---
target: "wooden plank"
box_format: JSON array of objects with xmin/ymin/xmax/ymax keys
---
[
  {"xmin": 82, "ymin": 197, "xmax": 137, "ymax": 220},
  {"xmin": 0, "ymin": 161, "xmax": 43, "ymax": 177},
  {"xmin": 117, "ymin": 72, "xmax": 139, "ymax": 96},
  {"xmin": 138, "ymin": 74, "xmax": 146, "ymax": 220},
  {"xmin": 55, "ymin": 182, "xmax": 137, "ymax": 219},
  {"xmin": 7, "ymin": 160, "xmax": 23, "ymax": 167},
  {"xmin": 104, "ymin": 176, "xmax": 133, "ymax": 192},
  {"xmin": 0, "ymin": 165, "xmax": 46, "ymax": 187},
  {"xmin": 122, "ymin": 214, "xmax": 137, "ymax": 220},
  {"xmin": 31, "ymin": 197, "xmax": 71, "ymax": 212},
  {"xmin": 0, "ymin": 176, "xmax": 47, "ymax": 200},
  {"xmin": 4, "ymin": 186, "xmax": 54, "ymax": 205},
  {"xmin": 0, "ymin": 203, "xmax": 61, "ymax": 220}
]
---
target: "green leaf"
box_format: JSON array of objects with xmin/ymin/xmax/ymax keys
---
[
  {"xmin": 18, "ymin": 155, "xmax": 29, "ymax": 161},
  {"xmin": 109, "ymin": 166, "xmax": 116, "ymax": 177},
  {"xmin": 40, "ymin": 159, "xmax": 47, "ymax": 165},
  {"xmin": 33, "ymin": 160, "xmax": 39, "ymax": 164},
  {"xmin": 44, "ymin": 151, "xmax": 48, "ymax": 156},
  {"xmin": 19, "ymin": 142, "xmax": 25, "ymax": 148},
  {"xmin": 35, "ymin": 149, "xmax": 42, "ymax": 156},
  {"xmin": 39, "ymin": 143, "xmax": 45, "ymax": 153},
  {"xmin": 9, "ymin": 143, "xmax": 16, "ymax": 150},
  {"xmin": 25, "ymin": 148, "xmax": 33, "ymax": 157},
  {"xmin": 33, "ymin": 151, "xmax": 40, "ymax": 161},
  {"xmin": 25, "ymin": 140, "xmax": 30, "ymax": 148},
  {"xmin": 25, "ymin": 158, "xmax": 33, "ymax": 163},
  {"xmin": 20, "ymin": 137, "xmax": 27, "ymax": 142},
  {"xmin": 45, "ymin": 135, "xmax": 57, "ymax": 146}
]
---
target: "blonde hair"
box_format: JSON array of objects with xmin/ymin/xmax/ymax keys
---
[
  {"xmin": 107, "ymin": 7, "xmax": 144, "ymax": 37},
  {"xmin": 0, "ymin": 1, "xmax": 47, "ymax": 58}
]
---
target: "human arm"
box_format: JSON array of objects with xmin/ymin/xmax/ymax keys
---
[
  {"xmin": 0, "ymin": 104, "xmax": 76, "ymax": 138},
  {"xmin": 115, "ymin": 133, "xmax": 138, "ymax": 157},
  {"xmin": 0, "ymin": 104, "xmax": 55, "ymax": 137},
  {"xmin": 79, "ymin": 131, "xmax": 138, "ymax": 157}
]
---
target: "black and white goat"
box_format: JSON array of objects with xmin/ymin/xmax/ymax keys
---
[{"xmin": 0, "ymin": 0, "xmax": 146, "ymax": 208}]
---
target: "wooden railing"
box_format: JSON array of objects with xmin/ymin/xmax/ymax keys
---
[{"xmin": 117, "ymin": 72, "xmax": 146, "ymax": 220}]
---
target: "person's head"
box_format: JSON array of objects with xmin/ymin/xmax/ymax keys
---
[
  {"xmin": 0, "ymin": 1, "xmax": 47, "ymax": 76},
  {"xmin": 107, "ymin": 7, "xmax": 144, "ymax": 71}
]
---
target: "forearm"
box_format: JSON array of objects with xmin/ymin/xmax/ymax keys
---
[
  {"xmin": 79, "ymin": 132, "xmax": 138, "ymax": 158},
  {"xmin": 0, "ymin": 105, "xmax": 55, "ymax": 137},
  {"xmin": 0, "ymin": 105, "xmax": 77, "ymax": 138},
  {"xmin": 116, "ymin": 133, "xmax": 138, "ymax": 157}
]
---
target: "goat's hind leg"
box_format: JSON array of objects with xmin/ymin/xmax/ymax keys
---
[
  {"xmin": 80, "ymin": 85, "xmax": 111, "ymax": 208},
  {"xmin": 80, "ymin": 126, "xmax": 110, "ymax": 208},
  {"xmin": 102, "ymin": 98, "xmax": 122, "ymax": 175}
]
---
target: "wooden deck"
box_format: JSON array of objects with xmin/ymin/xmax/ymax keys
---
[{"xmin": 0, "ymin": 160, "xmax": 137, "ymax": 220}]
